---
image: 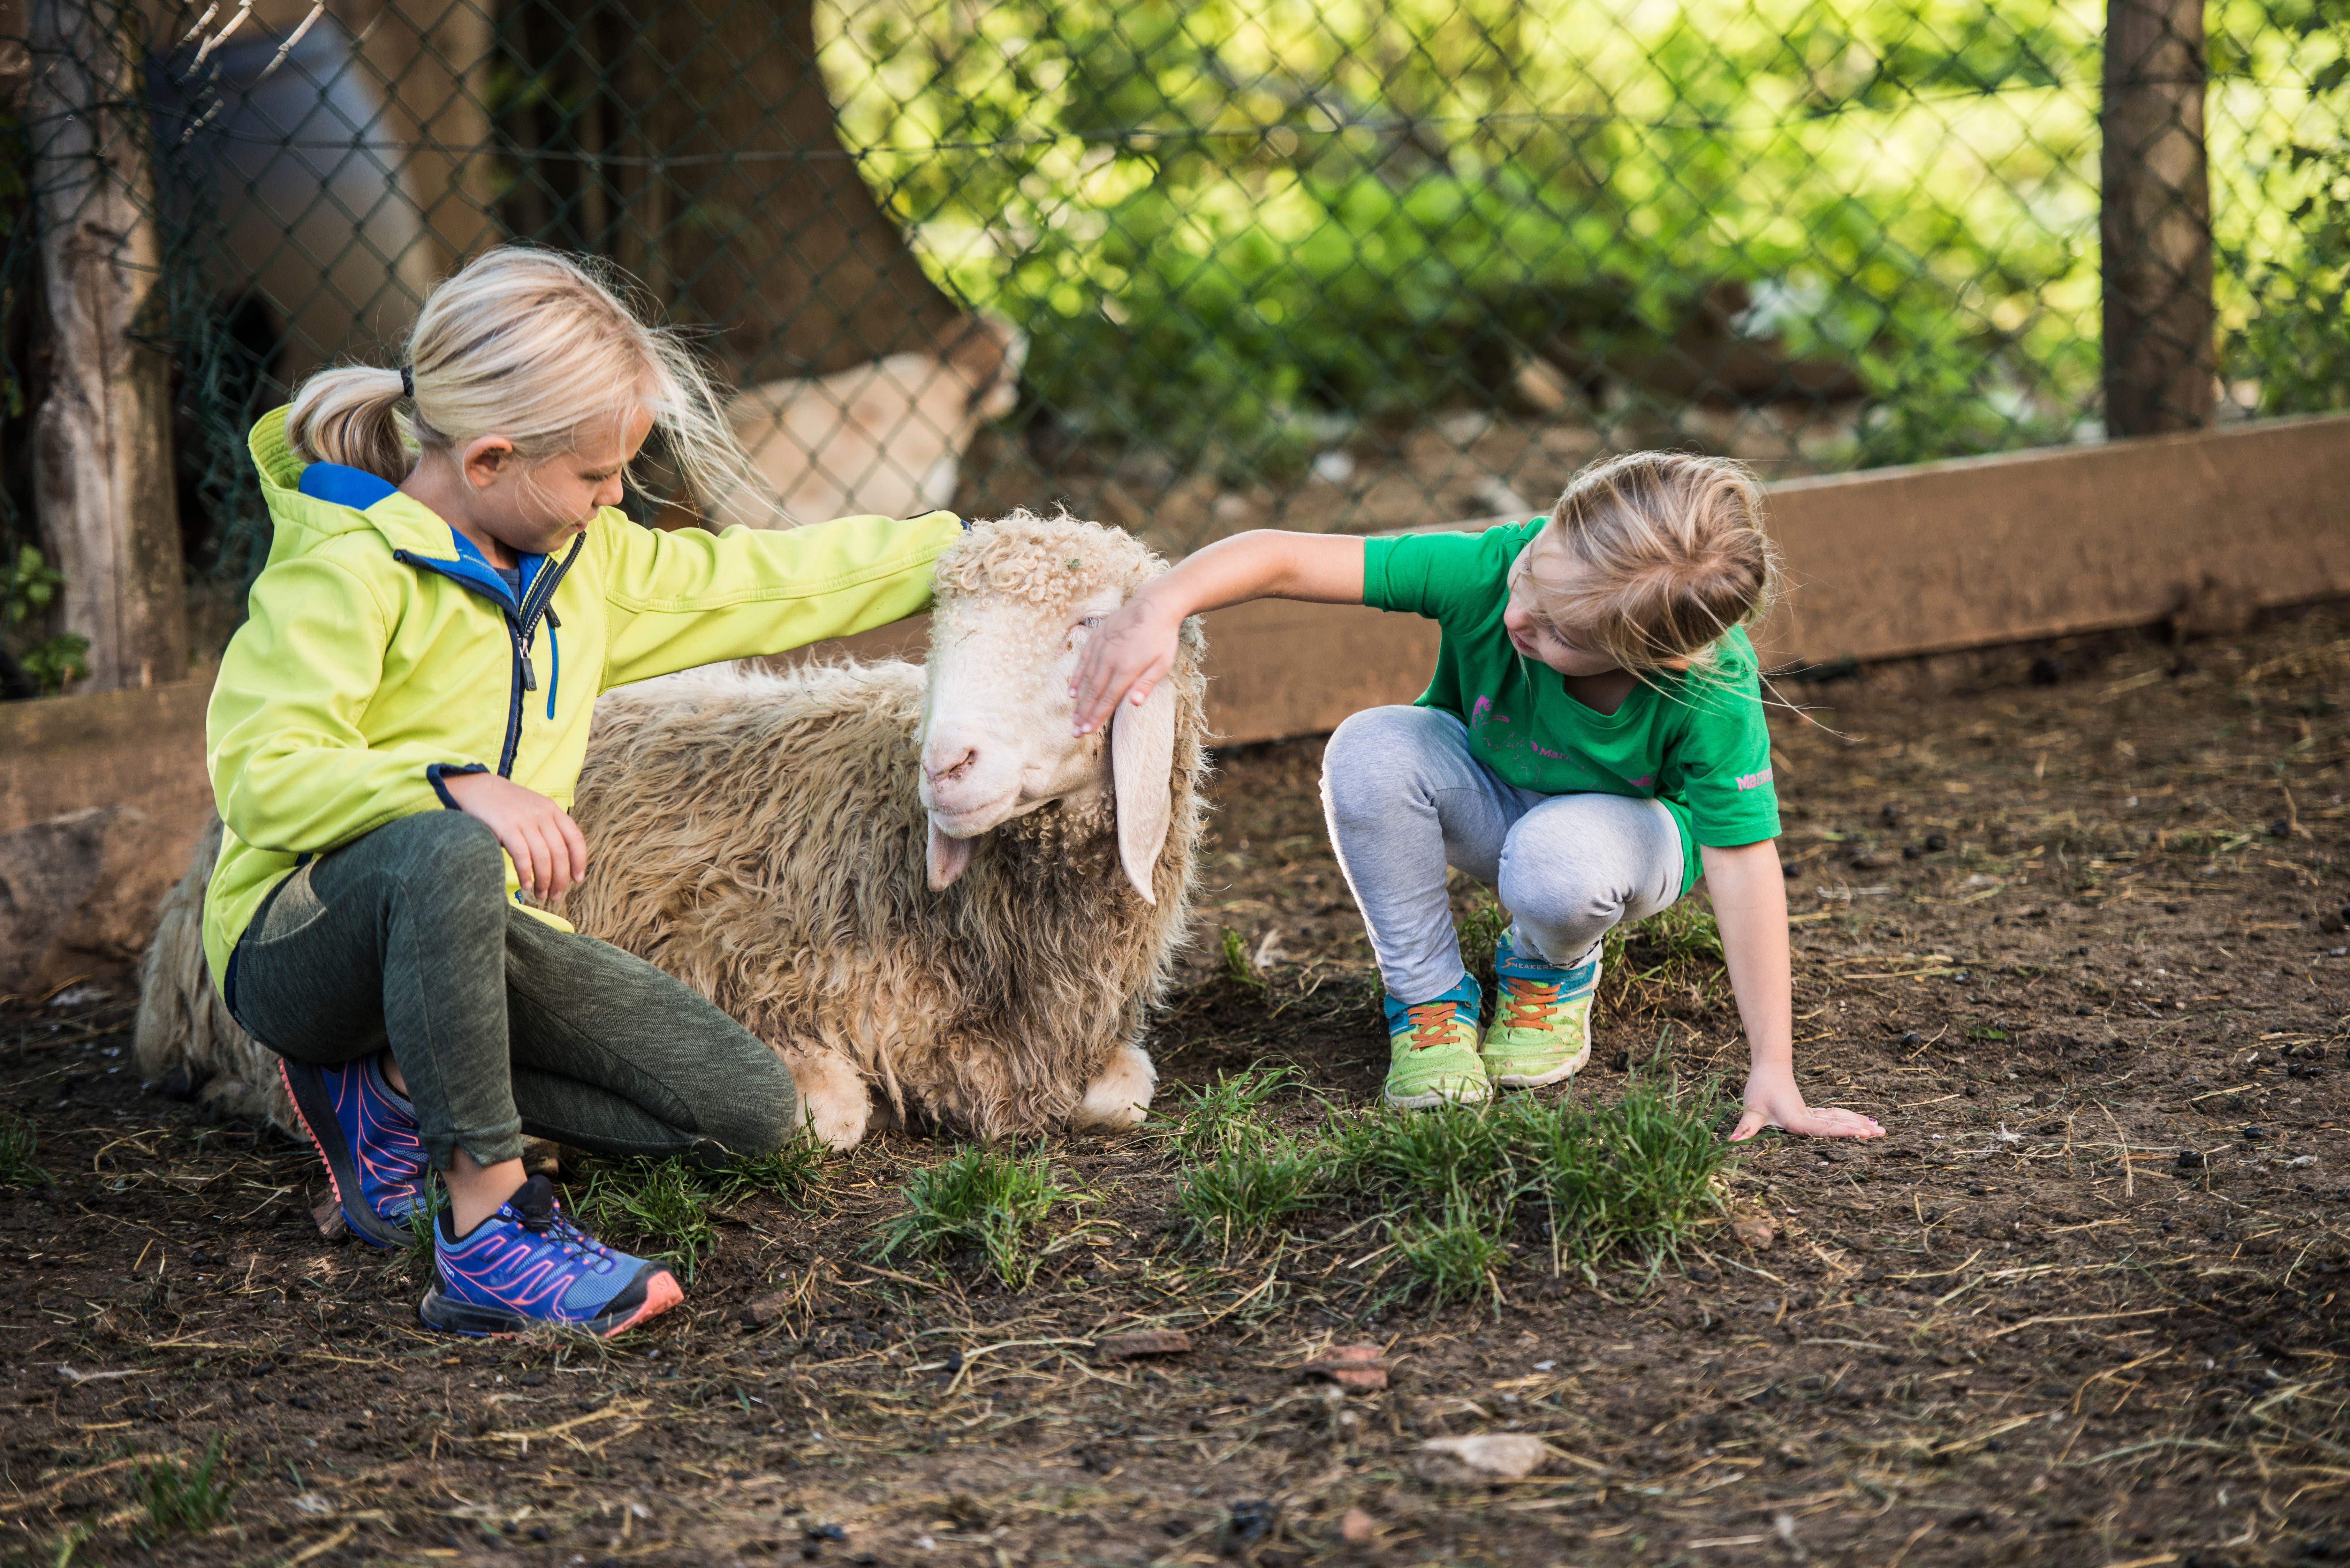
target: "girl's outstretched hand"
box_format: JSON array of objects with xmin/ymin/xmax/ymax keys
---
[
  {"xmin": 442, "ymin": 770, "xmax": 588, "ymax": 899},
  {"xmin": 1070, "ymin": 594, "xmax": 1181, "ymax": 737},
  {"xmin": 1729, "ymin": 1066, "xmax": 1884, "ymax": 1142}
]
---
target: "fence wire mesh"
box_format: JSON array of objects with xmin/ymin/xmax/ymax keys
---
[{"xmin": 1, "ymin": 0, "xmax": 2346, "ymax": 676}]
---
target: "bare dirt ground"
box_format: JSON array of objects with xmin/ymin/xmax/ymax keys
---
[{"xmin": 4, "ymin": 600, "xmax": 2349, "ymax": 1568}]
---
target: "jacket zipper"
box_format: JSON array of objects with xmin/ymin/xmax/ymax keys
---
[{"xmin": 391, "ymin": 535, "xmax": 585, "ymax": 777}]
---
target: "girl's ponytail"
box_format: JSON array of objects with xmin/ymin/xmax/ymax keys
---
[{"xmin": 286, "ymin": 364, "xmax": 413, "ymax": 482}]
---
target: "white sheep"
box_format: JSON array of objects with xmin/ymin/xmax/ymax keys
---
[
  {"xmin": 135, "ymin": 509, "xmax": 1207, "ymax": 1153},
  {"xmin": 711, "ymin": 315, "xmax": 1027, "ymax": 529}
]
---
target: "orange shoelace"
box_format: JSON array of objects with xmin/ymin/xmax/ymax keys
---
[
  {"xmin": 1406, "ymin": 1002, "xmax": 1462, "ymax": 1051},
  {"xmin": 1501, "ymin": 978, "xmax": 1562, "ymax": 1029}
]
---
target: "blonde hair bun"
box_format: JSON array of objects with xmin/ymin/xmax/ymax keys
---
[{"xmin": 1528, "ymin": 451, "xmax": 1780, "ymax": 677}]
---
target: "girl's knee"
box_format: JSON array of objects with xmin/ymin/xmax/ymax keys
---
[
  {"xmin": 1497, "ymin": 846, "xmax": 1626, "ymax": 957},
  {"xmin": 1322, "ymin": 706, "xmax": 1463, "ymax": 811},
  {"xmin": 385, "ymin": 808, "xmax": 505, "ymax": 880},
  {"xmin": 702, "ymin": 1050, "xmax": 801, "ymax": 1154}
]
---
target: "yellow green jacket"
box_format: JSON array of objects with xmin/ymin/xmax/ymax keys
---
[{"xmin": 203, "ymin": 407, "xmax": 961, "ymax": 990}]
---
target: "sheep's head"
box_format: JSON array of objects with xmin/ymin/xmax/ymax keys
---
[{"xmin": 918, "ymin": 509, "xmax": 1187, "ymax": 902}]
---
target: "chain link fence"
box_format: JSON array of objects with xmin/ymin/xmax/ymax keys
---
[{"xmin": 2, "ymin": 0, "xmax": 2346, "ymax": 678}]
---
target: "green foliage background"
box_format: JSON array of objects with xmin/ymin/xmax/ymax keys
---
[{"xmin": 814, "ymin": 0, "xmax": 2348, "ymax": 474}]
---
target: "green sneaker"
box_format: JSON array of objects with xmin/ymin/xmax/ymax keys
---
[
  {"xmin": 1481, "ymin": 933, "xmax": 1598, "ymax": 1089},
  {"xmin": 1382, "ymin": 975, "xmax": 1491, "ymax": 1109}
]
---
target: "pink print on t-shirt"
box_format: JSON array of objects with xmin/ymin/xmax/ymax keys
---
[{"xmin": 1471, "ymin": 697, "xmax": 1570, "ymax": 762}]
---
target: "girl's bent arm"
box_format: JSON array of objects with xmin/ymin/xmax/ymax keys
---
[
  {"xmin": 1702, "ymin": 838, "xmax": 1885, "ymax": 1142},
  {"xmin": 1071, "ymin": 530, "xmax": 1365, "ymax": 734}
]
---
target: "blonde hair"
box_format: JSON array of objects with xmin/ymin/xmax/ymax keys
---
[
  {"xmin": 284, "ymin": 246, "xmax": 763, "ymax": 516},
  {"xmin": 1522, "ymin": 451, "xmax": 1780, "ymax": 677}
]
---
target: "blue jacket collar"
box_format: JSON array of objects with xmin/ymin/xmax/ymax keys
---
[{"xmin": 299, "ymin": 463, "xmax": 543, "ymax": 608}]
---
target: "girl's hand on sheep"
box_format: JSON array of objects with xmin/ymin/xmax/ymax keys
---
[
  {"xmin": 442, "ymin": 770, "xmax": 589, "ymax": 899},
  {"xmin": 1070, "ymin": 594, "xmax": 1182, "ymax": 737}
]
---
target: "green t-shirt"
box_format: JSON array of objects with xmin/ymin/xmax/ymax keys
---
[{"xmin": 1361, "ymin": 519, "xmax": 1781, "ymax": 893}]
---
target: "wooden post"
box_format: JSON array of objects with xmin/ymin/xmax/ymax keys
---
[
  {"xmin": 2102, "ymin": 0, "xmax": 2215, "ymax": 436},
  {"xmin": 26, "ymin": 0, "xmax": 188, "ymax": 693}
]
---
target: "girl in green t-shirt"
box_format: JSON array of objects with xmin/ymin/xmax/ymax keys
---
[{"xmin": 1072, "ymin": 451, "xmax": 1881, "ymax": 1142}]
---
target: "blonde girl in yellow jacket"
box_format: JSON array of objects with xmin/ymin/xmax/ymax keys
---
[{"xmin": 208, "ymin": 248, "xmax": 962, "ymax": 1338}]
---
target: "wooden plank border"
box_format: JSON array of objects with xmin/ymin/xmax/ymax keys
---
[{"xmin": 5, "ymin": 411, "xmax": 2346, "ymax": 827}]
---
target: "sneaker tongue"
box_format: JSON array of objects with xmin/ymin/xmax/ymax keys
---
[{"xmin": 506, "ymin": 1174, "xmax": 558, "ymax": 1233}]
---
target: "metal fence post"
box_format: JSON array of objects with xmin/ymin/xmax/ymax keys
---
[
  {"xmin": 2101, "ymin": 0, "xmax": 2215, "ymax": 437},
  {"xmin": 26, "ymin": 0, "xmax": 188, "ymax": 692}
]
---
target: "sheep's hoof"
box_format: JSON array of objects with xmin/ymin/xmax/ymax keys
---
[
  {"xmin": 800, "ymin": 1089, "xmax": 871, "ymax": 1153},
  {"xmin": 1073, "ymin": 1048, "xmax": 1157, "ymax": 1131}
]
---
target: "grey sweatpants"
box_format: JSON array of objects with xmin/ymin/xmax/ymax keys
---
[
  {"xmin": 227, "ymin": 809, "xmax": 797, "ymax": 1170},
  {"xmin": 1320, "ymin": 705, "xmax": 1685, "ymax": 1004}
]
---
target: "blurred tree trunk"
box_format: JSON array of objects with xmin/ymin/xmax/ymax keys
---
[
  {"xmin": 27, "ymin": 0, "xmax": 189, "ymax": 692},
  {"xmin": 2102, "ymin": 0, "xmax": 2213, "ymax": 436},
  {"xmin": 504, "ymin": 0, "xmax": 961, "ymax": 386}
]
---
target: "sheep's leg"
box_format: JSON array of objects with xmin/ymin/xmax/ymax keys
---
[
  {"xmin": 1072, "ymin": 1044, "xmax": 1157, "ymax": 1131},
  {"xmin": 783, "ymin": 1046, "xmax": 873, "ymax": 1152}
]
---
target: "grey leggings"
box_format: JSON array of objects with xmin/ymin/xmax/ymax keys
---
[
  {"xmin": 1320, "ymin": 705, "xmax": 1685, "ymax": 1004},
  {"xmin": 227, "ymin": 809, "xmax": 797, "ymax": 1170}
]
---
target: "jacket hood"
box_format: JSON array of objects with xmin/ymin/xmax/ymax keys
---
[{"xmin": 248, "ymin": 406, "xmax": 484, "ymax": 567}]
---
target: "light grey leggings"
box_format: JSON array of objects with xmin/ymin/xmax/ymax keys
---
[{"xmin": 1320, "ymin": 705, "xmax": 1685, "ymax": 1004}]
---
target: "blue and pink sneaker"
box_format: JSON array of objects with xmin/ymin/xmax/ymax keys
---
[
  {"xmin": 420, "ymin": 1175, "xmax": 681, "ymax": 1338},
  {"xmin": 279, "ymin": 1055, "xmax": 432, "ymax": 1250}
]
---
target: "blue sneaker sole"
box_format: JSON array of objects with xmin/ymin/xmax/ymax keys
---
[
  {"xmin": 416, "ymin": 1264, "xmax": 683, "ymax": 1339},
  {"xmin": 278, "ymin": 1058, "xmax": 419, "ymax": 1252}
]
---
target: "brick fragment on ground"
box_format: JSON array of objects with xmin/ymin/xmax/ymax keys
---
[
  {"xmin": 1732, "ymin": 1215, "xmax": 1776, "ymax": 1249},
  {"xmin": 1096, "ymin": 1329, "xmax": 1192, "ymax": 1360},
  {"xmin": 742, "ymin": 1293, "xmax": 792, "ymax": 1326},
  {"xmin": 1299, "ymin": 1343, "xmax": 1389, "ymax": 1391}
]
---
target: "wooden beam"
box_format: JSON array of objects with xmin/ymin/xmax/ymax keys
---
[{"xmin": 27, "ymin": 0, "xmax": 188, "ymax": 691}]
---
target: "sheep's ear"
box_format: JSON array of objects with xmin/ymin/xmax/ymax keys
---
[
  {"xmin": 1110, "ymin": 677, "xmax": 1177, "ymax": 905},
  {"xmin": 927, "ymin": 818, "xmax": 974, "ymax": 892}
]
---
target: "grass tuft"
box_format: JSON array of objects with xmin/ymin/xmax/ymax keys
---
[
  {"xmin": 1392, "ymin": 1206, "xmax": 1508, "ymax": 1305},
  {"xmin": 1601, "ymin": 902, "xmax": 1727, "ymax": 1015},
  {"xmin": 0, "ymin": 1116, "xmax": 50, "ymax": 1188},
  {"xmin": 397, "ymin": 1183, "xmax": 447, "ymax": 1285},
  {"xmin": 130, "ymin": 1433, "xmax": 237, "ymax": 1540},
  {"xmin": 1330, "ymin": 1097, "xmax": 1531, "ymax": 1226},
  {"xmin": 873, "ymin": 1144, "xmax": 1084, "ymax": 1290},
  {"xmin": 1218, "ymin": 927, "xmax": 1267, "ymax": 991},
  {"xmin": 572, "ymin": 1136, "xmax": 830, "ymax": 1284},
  {"xmin": 575, "ymin": 1159, "xmax": 721, "ymax": 1281},
  {"xmin": 1160, "ymin": 1065, "xmax": 1298, "ymax": 1163},
  {"xmin": 1170, "ymin": 1068, "xmax": 1735, "ymax": 1301},
  {"xmin": 1177, "ymin": 1133, "xmax": 1325, "ymax": 1250},
  {"xmin": 1536, "ymin": 1071, "xmax": 1731, "ymax": 1277},
  {"xmin": 726, "ymin": 1138, "xmax": 829, "ymax": 1203}
]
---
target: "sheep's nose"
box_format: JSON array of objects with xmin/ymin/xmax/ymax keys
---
[{"xmin": 924, "ymin": 746, "xmax": 977, "ymax": 785}]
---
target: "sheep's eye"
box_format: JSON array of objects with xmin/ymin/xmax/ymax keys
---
[{"xmin": 1079, "ymin": 615, "xmax": 1103, "ymax": 630}]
